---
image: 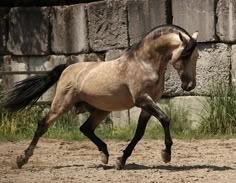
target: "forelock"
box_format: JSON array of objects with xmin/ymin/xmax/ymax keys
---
[{"xmin": 181, "ymin": 38, "xmax": 197, "ymax": 58}]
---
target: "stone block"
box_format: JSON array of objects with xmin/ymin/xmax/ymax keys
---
[
  {"xmin": 2, "ymin": 56, "xmax": 28, "ymax": 89},
  {"xmin": 105, "ymin": 49, "xmax": 125, "ymax": 61},
  {"xmin": 51, "ymin": 5, "xmax": 89, "ymax": 54},
  {"xmin": 2, "ymin": 55, "xmax": 67, "ymax": 102},
  {"xmin": 231, "ymin": 45, "xmax": 236, "ymax": 85},
  {"xmin": 129, "ymin": 107, "xmax": 142, "ymax": 123},
  {"xmin": 0, "ymin": 8, "xmax": 9, "ymax": 55},
  {"xmin": 87, "ymin": 0, "xmax": 128, "ymax": 51},
  {"xmin": 216, "ymin": 0, "xmax": 236, "ymax": 42},
  {"xmin": 67, "ymin": 53, "xmax": 103, "ymax": 64},
  {"xmin": 109, "ymin": 111, "xmax": 129, "ymax": 126},
  {"xmin": 172, "ymin": 0, "xmax": 216, "ymax": 42},
  {"xmin": 129, "ymin": 96, "xmax": 206, "ymax": 128},
  {"xmin": 164, "ymin": 43, "xmax": 231, "ymax": 96},
  {"xmin": 195, "ymin": 44, "xmax": 230, "ymax": 94},
  {"xmin": 160, "ymin": 96, "xmax": 206, "ymax": 128},
  {"xmin": 29, "ymin": 55, "xmax": 67, "ymax": 102},
  {"xmin": 127, "ymin": 0, "xmax": 168, "ymax": 45},
  {"xmin": 7, "ymin": 7, "xmax": 49, "ymax": 55},
  {"xmin": 129, "ymin": 107, "xmax": 159, "ymax": 123}
]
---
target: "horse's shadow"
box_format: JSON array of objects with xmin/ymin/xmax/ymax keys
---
[
  {"xmin": 90, "ymin": 163, "xmax": 234, "ymax": 171},
  {"xmin": 124, "ymin": 163, "xmax": 234, "ymax": 171},
  {"xmin": 52, "ymin": 163, "xmax": 234, "ymax": 171},
  {"xmin": 52, "ymin": 164, "xmax": 84, "ymax": 169}
]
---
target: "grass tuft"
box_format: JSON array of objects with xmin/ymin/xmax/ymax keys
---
[{"xmin": 198, "ymin": 82, "xmax": 236, "ymax": 135}]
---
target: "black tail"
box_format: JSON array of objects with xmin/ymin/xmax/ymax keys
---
[{"xmin": 2, "ymin": 64, "xmax": 68, "ymax": 112}]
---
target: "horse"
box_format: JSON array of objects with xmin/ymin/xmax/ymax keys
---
[{"xmin": 2, "ymin": 24, "xmax": 199, "ymax": 170}]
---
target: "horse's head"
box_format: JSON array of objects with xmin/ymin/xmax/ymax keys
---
[{"xmin": 170, "ymin": 32, "xmax": 199, "ymax": 91}]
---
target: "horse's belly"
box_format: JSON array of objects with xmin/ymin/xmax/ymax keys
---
[
  {"xmin": 81, "ymin": 87, "xmax": 134, "ymax": 111},
  {"xmin": 87, "ymin": 96, "xmax": 134, "ymax": 111}
]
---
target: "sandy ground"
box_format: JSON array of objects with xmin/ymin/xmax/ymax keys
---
[{"xmin": 0, "ymin": 139, "xmax": 236, "ymax": 183}]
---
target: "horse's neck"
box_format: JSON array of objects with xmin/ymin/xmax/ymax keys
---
[{"xmin": 133, "ymin": 46, "xmax": 170, "ymax": 75}]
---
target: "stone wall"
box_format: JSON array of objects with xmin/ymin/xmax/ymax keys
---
[{"xmin": 0, "ymin": 0, "xmax": 235, "ymax": 126}]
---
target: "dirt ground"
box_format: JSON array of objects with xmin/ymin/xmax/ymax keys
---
[{"xmin": 0, "ymin": 139, "xmax": 236, "ymax": 183}]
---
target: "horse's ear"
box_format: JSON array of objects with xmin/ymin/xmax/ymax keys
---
[
  {"xmin": 192, "ymin": 31, "xmax": 199, "ymax": 40},
  {"xmin": 179, "ymin": 32, "xmax": 188, "ymax": 45}
]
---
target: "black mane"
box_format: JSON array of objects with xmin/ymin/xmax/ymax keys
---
[{"xmin": 127, "ymin": 24, "xmax": 197, "ymax": 59}]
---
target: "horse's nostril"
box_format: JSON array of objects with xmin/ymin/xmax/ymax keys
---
[
  {"xmin": 181, "ymin": 82, "xmax": 195, "ymax": 91},
  {"xmin": 186, "ymin": 86, "xmax": 192, "ymax": 91},
  {"xmin": 187, "ymin": 82, "xmax": 195, "ymax": 91}
]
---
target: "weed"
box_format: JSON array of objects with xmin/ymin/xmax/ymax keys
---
[{"xmin": 199, "ymin": 82, "xmax": 236, "ymax": 135}]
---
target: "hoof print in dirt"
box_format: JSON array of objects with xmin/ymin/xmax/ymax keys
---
[
  {"xmin": 11, "ymin": 156, "xmax": 23, "ymax": 169},
  {"xmin": 11, "ymin": 160, "xmax": 19, "ymax": 169}
]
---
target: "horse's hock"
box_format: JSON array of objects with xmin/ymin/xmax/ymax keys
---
[{"xmin": 0, "ymin": 0, "xmax": 235, "ymax": 127}]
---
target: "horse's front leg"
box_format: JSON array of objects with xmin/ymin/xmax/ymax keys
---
[
  {"xmin": 116, "ymin": 109, "xmax": 151, "ymax": 170},
  {"xmin": 135, "ymin": 94, "xmax": 173, "ymax": 164},
  {"xmin": 80, "ymin": 109, "xmax": 110, "ymax": 164}
]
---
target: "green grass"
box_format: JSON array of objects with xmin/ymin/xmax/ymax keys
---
[
  {"xmin": 198, "ymin": 82, "xmax": 236, "ymax": 135},
  {"xmin": 1, "ymin": 81, "xmax": 236, "ymax": 141}
]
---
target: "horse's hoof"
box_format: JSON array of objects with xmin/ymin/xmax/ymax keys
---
[
  {"xmin": 100, "ymin": 151, "xmax": 109, "ymax": 164},
  {"xmin": 115, "ymin": 157, "xmax": 125, "ymax": 170},
  {"xmin": 11, "ymin": 156, "xmax": 23, "ymax": 169},
  {"xmin": 161, "ymin": 150, "xmax": 171, "ymax": 163},
  {"xmin": 13, "ymin": 155, "xmax": 28, "ymax": 169}
]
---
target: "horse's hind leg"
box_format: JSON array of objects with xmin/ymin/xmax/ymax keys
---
[
  {"xmin": 116, "ymin": 109, "xmax": 151, "ymax": 170},
  {"xmin": 14, "ymin": 90, "xmax": 75, "ymax": 169},
  {"xmin": 80, "ymin": 109, "xmax": 110, "ymax": 164}
]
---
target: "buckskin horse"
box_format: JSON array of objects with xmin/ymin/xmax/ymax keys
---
[{"xmin": 3, "ymin": 24, "xmax": 199, "ymax": 170}]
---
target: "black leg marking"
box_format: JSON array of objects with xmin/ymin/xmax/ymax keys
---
[
  {"xmin": 16, "ymin": 117, "xmax": 48, "ymax": 169},
  {"xmin": 116, "ymin": 110, "xmax": 151, "ymax": 170},
  {"xmin": 136, "ymin": 94, "xmax": 173, "ymax": 163},
  {"xmin": 80, "ymin": 110, "xmax": 110, "ymax": 164}
]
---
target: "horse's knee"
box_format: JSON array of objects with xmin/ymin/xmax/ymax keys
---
[
  {"xmin": 159, "ymin": 115, "xmax": 171, "ymax": 127},
  {"xmin": 80, "ymin": 124, "xmax": 90, "ymax": 135}
]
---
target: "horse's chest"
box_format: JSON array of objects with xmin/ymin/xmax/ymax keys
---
[{"xmin": 141, "ymin": 75, "xmax": 164, "ymax": 100}]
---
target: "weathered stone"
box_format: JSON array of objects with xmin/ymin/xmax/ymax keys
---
[
  {"xmin": 231, "ymin": 45, "xmax": 236, "ymax": 85},
  {"xmin": 87, "ymin": 0, "xmax": 128, "ymax": 51},
  {"xmin": 109, "ymin": 111, "xmax": 129, "ymax": 126},
  {"xmin": 105, "ymin": 49, "xmax": 125, "ymax": 61},
  {"xmin": 164, "ymin": 43, "xmax": 231, "ymax": 96},
  {"xmin": 0, "ymin": 8, "xmax": 9, "ymax": 55},
  {"xmin": 129, "ymin": 96, "xmax": 206, "ymax": 128},
  {"xmin": 216, "ymin": 0, "xmax": 236, "ymax": 42},
  {"xmin": 2, "ymin": 56, "xmax": 28, "ymax": 89},
  {"xmin": 129, "ymin": 107, "xmax": 158, "ymax": 123},
  {"xmin": 51, "ymin": 5, "xmax": 89, "ymax": 54},
  {"xmin": 160, "ymin": 96, "xmax": 206, "ymax": 128},
  {"xmin": 127, "ymin": 0, "xmax": 168, "ymax": 45},
  {"xmin": 2, "ymin": 55, "xmax": 67, "ymax": 102},
  {"xmin": 172, "ymin": 0, "xmax": 216, "ymax": 42},
  {"xmin": 67, "ymin": 53, "xmax": 103, "ymax": 64},
  {"xmin": 29, "ymin": 55, "xmax": 67, "ymax": 102},
  {"xmin": 129, "ymin": 107, "xmax": 141, "ymax": 123},
  {"xmin": 195, "ymin": 44, "xmax": 230, "ymax": 94},
  {"xmin": 7, "ymin": 7, "xmax": 49, "ymax": 55}
]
